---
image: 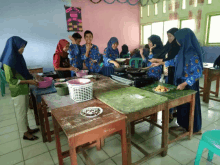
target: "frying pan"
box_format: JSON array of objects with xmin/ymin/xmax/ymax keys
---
[
  {"xmin": 126, "ymin": 68, "xmax": 147, "ymax": 76},
  {"xmin": 114, "ymin": 65, "xmax": 130, "ymax": 72}
]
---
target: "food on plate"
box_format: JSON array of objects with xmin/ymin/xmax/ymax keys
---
[
  {"xmin": 154, "ymin": 85, "xmax": 169, "ymax": 92},
  {"xmin": 81, "ymin": 108, "xmax": 101, "ymax": 116}
]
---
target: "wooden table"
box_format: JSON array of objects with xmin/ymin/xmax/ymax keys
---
[
  {"xmin": 28, "ymin": 66, "xmax": 43, "ymax": 74},
  {"xmin": 41, "ymin": 75, "xmax": 128, "ymax": 142},
  {"xmin": 141, "ymin": 83, "xmax": 196, "ymax": 144},
  {"xmin": 201, "ymin": 63, "xmax": 220, "ymax": 103},
  {"xmin": 96, "ymin": 87, "xmax": 169, "ymax": 165},
  {"xmin": 52, "ymin": 99, "xmax": 128, "ymax": 165}
]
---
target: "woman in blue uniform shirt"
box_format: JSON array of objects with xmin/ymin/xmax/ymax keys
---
[{"xmin": 101, "ymin": 37, "xmax": 120, "ymax": 76}]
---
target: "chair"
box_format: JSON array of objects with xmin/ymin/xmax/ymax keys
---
[
  {"xmin": 195, "ymin": 130, "xmax": 220, "ymax": 165},
  {"xmin": 129, "ymin": 58, "xmax": 144, "ymax": 68},
  {"xmin": 0, "ymin": 69, "xmax": 7, "ymax": 97}
]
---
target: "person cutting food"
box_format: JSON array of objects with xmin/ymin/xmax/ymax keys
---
[{"xmin": 101, "ymin": 37, "xmax": 120, "ymax": 76}]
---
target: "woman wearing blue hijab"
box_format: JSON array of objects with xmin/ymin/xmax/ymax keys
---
[
  {"xmin": 169, "ymin": 28, "xmax": 203, "ymax": 134},
  {"xmin": 140, "ymin": 35, "xmax": 164, "ymax": 80},
  {"xmin": 101, "ymin": 37, "xmax": 120, "ymax": 76},
  {"xmin": 0, "ymin": 36, "xmax": 41, "ymax": 141}
]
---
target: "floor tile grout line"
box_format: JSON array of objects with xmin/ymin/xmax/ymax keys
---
[
  {"xmin": 22, "ymin": 150, "xmax": 49, "ymax": 162},
  {"xmin": 0, "ymin": 148, "xmax": 21, "ymax": 157}
]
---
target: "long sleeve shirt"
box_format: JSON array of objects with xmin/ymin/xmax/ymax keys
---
[
  {"xmin": 145, "ymin": 54, "xmax": 162, "ymax": 80},
  {"xmin": 69, "ymin": 44, "xmax": 83, "ymax": 70},
  {"xmin": 81, "ymin": 44, "xmax": 102, "ymax": 73},
  {"xmin": 103, "ymin": 48, "xmax": 119, "ymax": 67},
  {"xmin": 3, "ymin": 64, "xmax": 29, "ymax": 97},
  {"xmin": 165, "ymin": 54, "xmax": 203, "ymax": 86}
]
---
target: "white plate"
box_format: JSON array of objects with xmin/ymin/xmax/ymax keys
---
[
  {"xmin": 83, "ymin": 75, "xmax": 93, "ymax": 79},
  {"xmin": 59, "ymin": 79, "xmax": 66, "ymax": 82},
  {"xmin": 152, "ymin": 87, "xmax": 170, "ymax": 93},
  {"xmin": 80, "ymin": 107, "xmax": 103, "ymax": 118},
  {"xmin": 115, "ymin": 58, "xmax": 126, "ymax": 63}
]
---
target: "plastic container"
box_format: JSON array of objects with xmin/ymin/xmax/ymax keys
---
[
  {"xmin": 38, "ymin": 77, "xmax": 53, "ymax": 88},
  {"xmin": 67, "ymin": 79, "xmax": 91, "ymax": 86},
  {"xmin": 55, "ymin": 84, "xmax": 69, "ymax": 96},
  {"xmin": 76, "ymin": 70, "xmax": 89, "ymax": 77},
  {"xmin": 66, "ymin": 80, "xmax": 93, "ymax": 103}
]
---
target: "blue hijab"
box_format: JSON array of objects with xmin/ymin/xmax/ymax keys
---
[
  {"xmin": 105, "ymin": 37, "xmax": 119, "ymax": 57},
  {"xmin": 148, "ymin": 35, "xmax": 163, "ymax": 57},
  {"xmin": 0, "ymin": 36, "xmax": 33, "ymax": 80},
  {"xmin": 174, "ymin": 28, "xmax": 203, "ymax": 80}
]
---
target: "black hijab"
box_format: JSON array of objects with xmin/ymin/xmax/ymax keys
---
[
  {"xmin": 148, "ymin": 35, "xmax": 164, "ymax": 58},
  {"xmin": 120, "ymin": 44, "xmax": 129, "ymax": 58},
  {"xmin": 156, "ymin": 28, "xmax": 180, "ymax": 61}
]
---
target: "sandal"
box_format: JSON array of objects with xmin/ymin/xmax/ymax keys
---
[
  {"xmin": 28, "ymin": 128, "xmax": 40, "ymax": 134},
  {"xmin": 23, "ymin": 135, "xmax": 39, "ymax": 141},
  {"xmin": 193, "ymin": 130, "xmax": 202, "ymax": 135}
]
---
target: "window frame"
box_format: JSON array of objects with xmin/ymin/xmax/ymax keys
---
[{"xmin": 205, "ymin": 12, "xmax": 220, "ymax": 46}]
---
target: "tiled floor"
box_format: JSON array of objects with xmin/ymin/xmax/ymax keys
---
[{"xmin": 0, "ymin": 78, "xmax": 220, "ymax": 165}]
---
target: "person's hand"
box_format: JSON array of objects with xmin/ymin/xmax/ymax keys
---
[
  {"xmin": 68, "ymin": 35, "xmax": 76, "ymax": 44},
  {"xmin": 151, "ymin": 63, "xmax": 161, "ymax": 67},
  {"xmin": 114, "ymin": 61, "xmax": 120, "ymax": 68},
  {"xmin": 177, "ymin": 82, "xmax": 188, "ymax": 90},
  {"xmin": 69, "ymin": 67, "xmax": 79, "ymax": 72},
  {"xmin": 149, "ymin": 58, "xmax": 161, "ymax": 63},
  {"xmin": 150, "ymin": 44, "xmax": 156, "ymax": 52},
  {"xmin": 28, "ymin": 80, "xmax": 39, "ymax": 86},
  {"xmin": 86, "ymin": 44, "xmax": 92, "ymax": 52}
]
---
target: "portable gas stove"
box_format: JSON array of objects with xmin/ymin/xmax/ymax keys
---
[{"xmin": 111, "ymin": 72, "xmax": 155, "ymax": 88}]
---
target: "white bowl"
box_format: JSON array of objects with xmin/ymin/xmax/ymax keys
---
[{"xmin": 115, "ymin": 58, "xmax": 126, "ymax": 63}]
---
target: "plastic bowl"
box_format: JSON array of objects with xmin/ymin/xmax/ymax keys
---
[
  {"xmin": 67, "ymin": 78, "xmax": 91, "ymax": 85},
  {"xmin": 76, "ymin": 70, "xmax": 89, "ymax": 77},
  {"xmin": 55, "ymin": 84, "xmax": 69, "ymax": 96},
  {"xmin": 38, "ymin": 77, "xmax": 53, "ymax": 88},
  {"xmin": 115, "ymin": 58, "xmax": 126, "ymax": 63}
]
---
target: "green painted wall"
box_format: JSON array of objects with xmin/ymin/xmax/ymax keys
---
[{"xmin": 140, "ymin": 0, "xmax": 220, "ymax": 46}]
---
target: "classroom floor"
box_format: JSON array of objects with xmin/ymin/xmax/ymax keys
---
[{"xmin": 0, "ymin": 78, "xmax": 220, "ymax": 165}]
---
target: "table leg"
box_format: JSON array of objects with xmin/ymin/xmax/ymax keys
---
[
  {"xmin": 52, "ymin": 115, "xmax": 64, "ymax": 165},
  {"xmin": 130, "ymin": 121, "xmax": 135, "ymax": 135},
  {"xmin": 31, "ymin": 92, "xmax": 40, "ymax": 126},
  {"xmin": 42, "ymin": 101, "xmax": 52, "ymax": 142},
  {"xmin": 151, "ymin": 113, "xmax": 158, "ymax": 123},
  {"xmin": 188, "ymin": 94, "xmax": 195, "ymax": 140},
  {"xmin": 101, "ymin": 138, "xmax": 105, "ymax": 148},
  {"xmin": 69, "ymin": 138, "xmax": 78, "ymax": 165},
  {"xmin": 203, "ymin": 69, "xmax": 210, "ymax": 103},
  {"xmin": 215, "ymin": 77, "xmax": 219, "ymax": 97},
  {"xmin": 96, "ymin": 139, "xmax": 102, "ymax": 151},
  {"xmin": 126, "ymin": 122, "xmax": 132, "ymax": 165},
  {"xmin": 120, "ymin": 121, "xmax": 128, "ymax": 165},
  {"xmin": 161, "ymin": 105, "xmax": 169, "ymax": 157},
  {"xmin": 204, "ymin": 74, "xmax": 212, "ymax": 103},
  {"xmin": 37, "ymin": 103, "xmax": 47, "ymax": 142}
]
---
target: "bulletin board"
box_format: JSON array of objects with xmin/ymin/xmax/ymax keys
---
[{"xmin": 64, "ymin": 6, "xmax": 83, "ymax": 32}]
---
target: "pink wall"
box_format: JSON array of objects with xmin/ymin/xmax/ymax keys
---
[{"xmin": 71, "ymin": 0, "xmax": 140, "ymax": 54}]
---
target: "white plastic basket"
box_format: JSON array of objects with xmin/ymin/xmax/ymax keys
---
[{"xmin": 66, "ymin": 82, "xmax": 93, "ymax": 103}]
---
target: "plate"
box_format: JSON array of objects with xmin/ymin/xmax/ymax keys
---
[
  {"xmin": 59, "ymin": 79, "xmax": 66, "ymax": 82},
  {"xmin": 83, "ymin": 75, "xmax": 94, "ymax": 79},
  {"xmin": 80, "ymin": 107, "xmax": 103, "ymax": 118},
  {"xmin": 152, "ymin": 87, "xmax": 170, "ymax": 93}
]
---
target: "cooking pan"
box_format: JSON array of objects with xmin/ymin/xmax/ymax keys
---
[
  {"xmin": 126, "ymin": 68, "xmax": 147, "ymax": 76},
  {"xmin": 114, "ymin": 65, "xmax": 130, "ymax": 72}
]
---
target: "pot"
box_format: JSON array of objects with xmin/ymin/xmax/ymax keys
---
[{"xmin": 55, "ymin": 84, "xmax": 69, "ymax": 96}]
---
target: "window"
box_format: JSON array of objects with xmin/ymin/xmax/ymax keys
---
[
  {"xmin": 163, "ymin": 20, "xmax": 179, "ymax": 43},
  {"xmin": 152, "ymin": 22, "xmax": 164, "ymax": 42},
  {"xmin": 172, "ymin": 0, "xmax": 175, "ymax": 12},
  {"xmin": 147, "ymin": 5, "xmax": 150, "ymax": 16},
  {"xmin": 208, "ymin": 15, "xmax": 220, "ymax": 44},
  {"xmin": 194, "ymin": 0, "xmax": 198, "ymax": 7},
  {"xmin": 208, "ymin": 0, "xmax": 212, "ymax": 4},
  {"xmin": 141, "ymin": 6, "xmax": 143, "ymax": 18},
  {"xmin": 182, "ymin": 0, "xmax": 186, "ymax": 9},
  {"xmin": 155, "ymin": 3, "xmax": 158, "ymax": 15},
  {"xmin": 181, "ymin": 19, "xmax": 196, "ymax": 32},
  {"xmin": 143, "ymin": 25, "xmax": 152, "ymax": 44},
  {"xmin": 163, "ymin": 0, "xmax": 166, "ymax": 13}
]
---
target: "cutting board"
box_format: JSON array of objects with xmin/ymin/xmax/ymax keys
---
[{"xmin": 97, "ymin": 87, "xmax": 168, "ymax": 114}]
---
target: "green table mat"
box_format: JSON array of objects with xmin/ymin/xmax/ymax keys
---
[
  {"xmin": 141, "ymin": 82, "xmax": 197, "ymax": 100},
  {"xmin": 97, "ymin": 87, "xmax": 168, "ymax": 114}
]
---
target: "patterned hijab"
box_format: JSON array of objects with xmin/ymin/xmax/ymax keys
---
[
  {"xmin": 148, "ymin": 35, "xmax": 163, "ymax": 57},
  {"xmin": 174, "ymin": 28, "xmax": 203, "ymax": 80},
  {"xmin": 0, "ymin": 36, "xmax": 32, "ymax": 80},
  {"xmin": 105, "ymin": 37, "xmax": 119, "ymax": 57},
  {"xmin": 55, "ymin": 39, "xmax": 69, "ymax": 58}
]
